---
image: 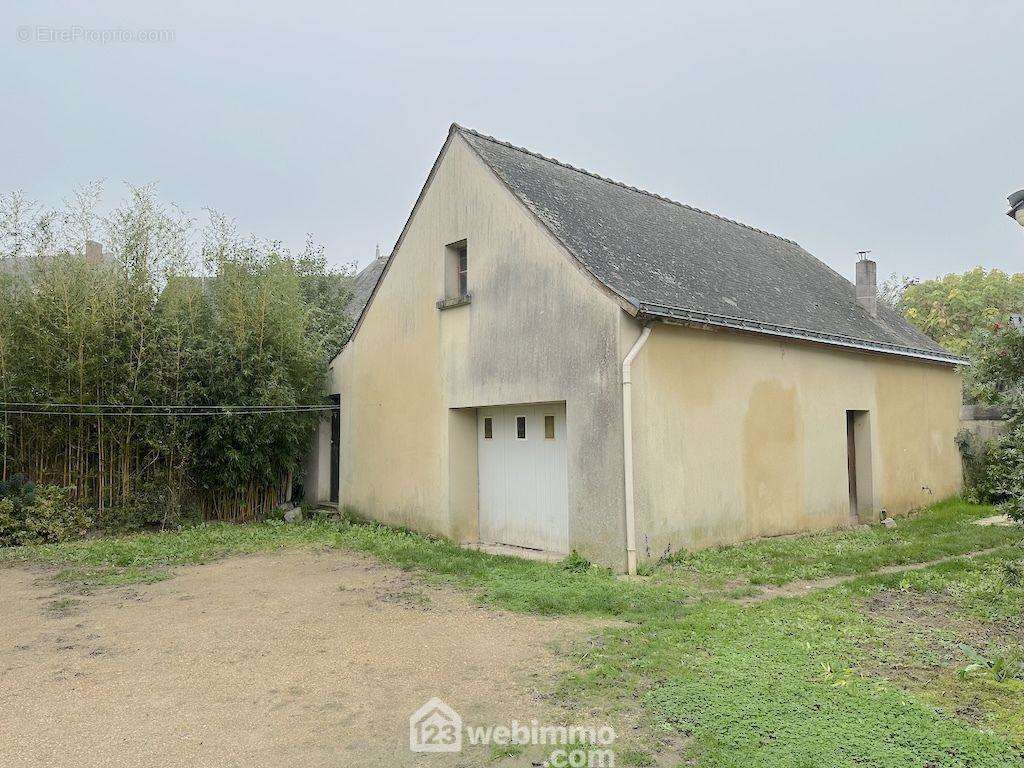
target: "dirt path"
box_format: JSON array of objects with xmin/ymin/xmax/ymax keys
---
[
  {"xmin": 739, "ymin": 545, "xmax": 1012, "ymax": 605},
  {"xmin": 0, "ymin": 549, "xmax": 591, "ymax": 768}
]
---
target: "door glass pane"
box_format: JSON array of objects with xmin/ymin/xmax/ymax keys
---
[
  {"xmin": 544, "ymin": 414, "xmax": 555, "ymax": 439},
  {"xmin": 516, "ymin": 415, "xmax": 527, "ymax": 439},
  {"xmin": 483, "ymin": 417, "xmax": 493, "ymax": 439}
]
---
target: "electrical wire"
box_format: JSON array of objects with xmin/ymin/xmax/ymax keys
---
[
  {"xmin": 0, "ymin": 405, "xmax": 333, "ymax": 411},
  {"xmin": 0, "ymin": 402, "xmax": 335, "ymax": 417}
]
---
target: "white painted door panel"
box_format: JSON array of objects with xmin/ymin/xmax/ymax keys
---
[{"xmin": 478, "ymin": 403, "xmax": 568, "ymax": 552}]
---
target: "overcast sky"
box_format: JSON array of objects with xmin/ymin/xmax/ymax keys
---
[{"xmin": 3, "ymin": 0, "xmax": 1022, "ymax": 283}]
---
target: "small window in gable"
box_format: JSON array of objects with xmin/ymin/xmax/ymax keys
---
[
  {"xmin": 444, "ymin": 240, "xmax": 468, "ymax": 300},
  {"xmin": 483, "ymin": 417, "xmax": 493, "ymax": 439},
  {"xmin": 515, "ymin": 415, "xmax": 527, "ymax": 440},
  {"xmin": 544, "ymin": 414, "xmax": 555, "ymax": 440}
]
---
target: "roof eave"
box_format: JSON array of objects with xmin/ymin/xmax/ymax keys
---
[{"xmin": 643, "ymin": 303, "xmax": 968, "ymax": 366}]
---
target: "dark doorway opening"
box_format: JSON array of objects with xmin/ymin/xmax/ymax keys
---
[
  {"xmin": 846, "ymin": 410, "xmax": 872, "ymax": 521},
  {"xmin": 846, "ymin": 411, "xmax": 858, "ymax": 518},
  {"xmin": 330, "ymin": 394, "xmax": 340, "ymax": 504}
]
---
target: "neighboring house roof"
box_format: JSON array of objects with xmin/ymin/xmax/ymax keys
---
[
  {"xmin": 457, "ymin": 126, "xmax": 963, "ymax": 365},
  {"xmin": 1009, "ymin": 189, "xmax": 1024, "ymax": 221},
  {"xmin": 345, "ymin": 252, "xmax": 388, "ymax": 322}
]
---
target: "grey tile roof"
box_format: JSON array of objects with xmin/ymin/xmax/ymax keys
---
[
  {"xmin": 458, "ymin": 125, "xmax": 963, "ymax": 364},
  {"xmin": 345, "ymin": 253, "xmax": 388, "ymax": 322}
]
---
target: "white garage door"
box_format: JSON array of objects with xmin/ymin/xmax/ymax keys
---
[{"xmin": 477, "ymin": 403, "xmax": 569, "ymax": 553}]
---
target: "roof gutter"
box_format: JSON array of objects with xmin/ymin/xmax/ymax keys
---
[
  {"xmin": 622, "ymin": 322, "xmax": 653, "ymax": 576},
  {"xmin": 643, "ymin": 303, "xmax": 967, "ymax": 366}
]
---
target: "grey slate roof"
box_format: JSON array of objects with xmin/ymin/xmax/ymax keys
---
[
  {"xmin": 345, "ymin": 253, "xmax": 388, "ymax": 322},
  {"xmin": 457, "ymin": 125, "xmax": 962, "ymax": 364}
]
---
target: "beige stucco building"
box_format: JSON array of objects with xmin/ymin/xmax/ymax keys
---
[{"xmin": 307, "ymin": 125, "xmax": 965, "ymax": 572}]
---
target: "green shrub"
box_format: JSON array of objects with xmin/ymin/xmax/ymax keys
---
[
  {"xmin": 0, "ymin": 482, "xmax": 91, "ymax": 546},
  {"xmin": 957, "ymin": 404, "xmax": 1024, "ymax": 522},
  {"xmin": 957, "ymin": 429, "xmax": 1006, "ymax": 504},
  {"xmin": 0, "ymin": 497, "xmax": 19, "ymax": 546},
  {"xmin": 0, "ymin": 474, "xmax": 38, "ymax": 546},
  {"xmin": 994, "ymin": 405, "xmax": 1024, "ymax": 522},
  {"xmin": 95, "ymin": 504, "xmax": 153, "ymax": 533},
  {"xmin": 94, "ymin": 486, "xmax": 201, "ymax": 533},
  {"xmin": 23, "ymin": 485, "xmax": 92, "ymax": 544}
]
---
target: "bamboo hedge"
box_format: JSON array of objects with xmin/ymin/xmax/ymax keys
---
[{"xmin": 0, "ymin": 184, "xmax": 354, "ymax": 525}]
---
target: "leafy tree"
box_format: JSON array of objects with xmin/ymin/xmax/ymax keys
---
[
  {"xmin": 972, "ymin": 322, "xmax": 1024, "ymax": 405},
  {"xmin": 885, "ymin": 268, "xmax": 1024, "ymax": 357}
]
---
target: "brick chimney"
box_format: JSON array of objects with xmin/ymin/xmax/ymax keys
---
[
  {"xmin": 855, "ymin": 254, "xmax": 877, "ymax": 317},
  {"xmin": 85, "ymin": 240, "xmax": 103, "ymax": 265}
]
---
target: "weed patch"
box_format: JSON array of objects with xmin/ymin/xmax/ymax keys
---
[{"xmin": 851, "ymin": 546, "xmax": 1024, "ymax": 744}]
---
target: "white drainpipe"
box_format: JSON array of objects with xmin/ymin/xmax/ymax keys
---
[{"xmin": 622, "ymin": 323, "xmax": 652, "ymax": 576}]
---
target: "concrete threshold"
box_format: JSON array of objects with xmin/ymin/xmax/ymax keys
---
[{"xmin": 465, "ymin": 541, "xmax": 567, "ymax": 563}]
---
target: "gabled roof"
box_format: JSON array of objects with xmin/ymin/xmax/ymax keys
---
[{"xmin": 457, "ymin": 125, "xmax": 963, "ymax": 365}]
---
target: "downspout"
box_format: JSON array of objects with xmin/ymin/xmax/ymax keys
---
[{"xmin": 622, "ymin": 323, "xmax": 652, "ymax": 576}]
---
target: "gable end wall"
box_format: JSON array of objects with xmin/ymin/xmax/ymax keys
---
[{"xmin": 331, "ymin": 135, "xmax": 629, "ymax": 567}]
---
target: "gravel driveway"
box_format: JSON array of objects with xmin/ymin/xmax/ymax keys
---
[{"xmin": 0, "ymin": 549, "xmax": 585, "ymax": 767}]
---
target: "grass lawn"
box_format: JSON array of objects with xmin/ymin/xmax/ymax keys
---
[
  {"xmin": 661, "ymin": 497, "xmax": 1024, "ymax": 587},
  {"xmin": 3, "ymin": 499, "xmax": 1023, "ymax": 766}
]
